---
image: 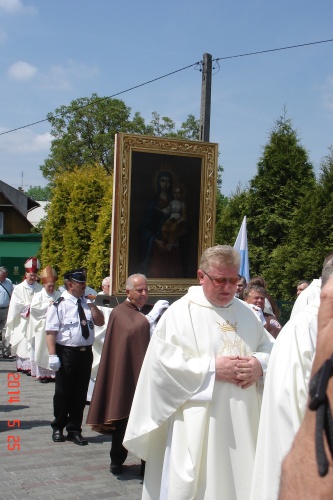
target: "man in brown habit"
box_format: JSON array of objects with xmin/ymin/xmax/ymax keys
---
[{"xmin": 86, "ymin": 273, "xmax": 168, "ymax": 475}]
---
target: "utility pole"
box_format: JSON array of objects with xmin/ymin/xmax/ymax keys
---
[{"xmin": 199, "ymin": 53, "xmax": 212, "ymax": 142}]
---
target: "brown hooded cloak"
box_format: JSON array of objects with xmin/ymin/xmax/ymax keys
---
[{"xmin": 86, "ymin": 300, "xmax": 151, "ymax": 427}]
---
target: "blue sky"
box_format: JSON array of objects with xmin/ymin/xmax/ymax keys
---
[{"xmin": 0, "ymin": 0, "xmax": 332, "ymax": 196}]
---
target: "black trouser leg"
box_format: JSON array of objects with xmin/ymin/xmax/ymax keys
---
[
  {"xmin": 66, "ymin": 349, "xmax": 92, "ymax": 433},
  {"xmin": 52, "ymin": 347, "xmax": 73, "ymax": 431},
  {"xmin": 110, "ymin": 418, "xmax": 129, "ymax": 465},
  {"xmin": 51, "ymin": 346, "xmax": 92, "ymax": 433}
]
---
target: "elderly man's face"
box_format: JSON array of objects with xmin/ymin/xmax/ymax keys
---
[
  {"xmin": 25, "ymin": 272, "xmax": 38, "ymax": 285},
  {"xmin": 102, "ymin": 283, "xmax": 110, "ymax": 294},
  {"xmin": 126, "ymin": 277, "xmax": 148, "ymax": 309},
  {"xmin": 198, "ymin": 265, "xmax": 239, "ymax": 307},
  {"xmin": 44, "ymin": 282, "xmax": 56, "ymax": 295}
]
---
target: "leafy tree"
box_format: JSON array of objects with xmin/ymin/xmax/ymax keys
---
[
  {"xmin": 40, "ymin": 95, "xmax": 202, "ymax": 184},
  {"xmin": 25, "ymin": 185, "xmax": 52, "ymax": 201},
  {"xmin": 246, "ymin": 114, "xmax": 316, "ymax": 279},
  {"xmin": 40, "ymin": 94, "xmax": 150, "ymax": 182},
  {"xmin": 146, "ymin": 112, "xmax": 176, "ymax": 137},
  {"xmin": 176, "ymin": 114, "xmax": 200, "ymax": 140},
  {"xmin": 39, "ymin": 93, "xmax": 214, "ymax": 290},
  {"xmin": 146, "ymin": 112, "xmax": 200, "ymax": 140}
]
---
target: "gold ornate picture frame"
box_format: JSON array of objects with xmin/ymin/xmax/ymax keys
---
[{"xmin": 110, "ymin": 133, "xmax": 218, "ymax": 296}]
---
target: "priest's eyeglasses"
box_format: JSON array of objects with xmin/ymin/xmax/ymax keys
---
[{"xmin": 202, "ymin": 270, "xmax": 239, "ymax": 287}]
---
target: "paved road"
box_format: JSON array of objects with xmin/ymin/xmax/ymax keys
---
[{"xmin": 0, "ymin": 357, "xmax": 143, "ymax": 500}]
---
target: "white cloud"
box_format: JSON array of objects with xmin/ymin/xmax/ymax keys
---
[
  {"xmin": 15, "ymin": 131, "xmax": 52, "ymax": 154},
  {"xmin": 0, "ymin": 127, "xmax": 50, "ymax": 189},
  {"xmin": 32, "ymin": 132, "xmax": 52, "ymax": 151},
  {"xmin": 6, "ymin": 59, "xmax": 99, "ymax": 88},
  {"xmin": 7, "ymin": 61, "xmax": 37, "ymax": 81},
  {"xmin": 0, "ymin": 127, "xmax": 52, "ymax": 154},
  {"xmin": 0, "ymin": 0, "xmax": 36, "ymax": 15},
  {"xmin": 38, "ymin": 60, "xmax": 100, "ymax": 90},
  {"xmin": 322, "ymin": 75, "xmax": 333, "ymax": 112}
]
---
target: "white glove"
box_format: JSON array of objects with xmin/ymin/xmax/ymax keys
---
[
  {"xmin": 49, "ymin": 354, "xmax": 61, "ymax": 371},
  {"xmin": 147, "ymin": 300, "xmax": 169, "ymax": 322}
]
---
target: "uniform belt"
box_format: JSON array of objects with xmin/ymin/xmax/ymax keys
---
[
  {"xmin": 0, "ymin": 306, "xmax": 9, "ymax": 309},
  {"xmin": 56, "ymin": 344, "xmax": 92, "ymax": 352}
]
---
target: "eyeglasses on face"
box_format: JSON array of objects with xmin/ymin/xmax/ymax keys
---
[{"xmin": 202, "ymin": 270, "xmax": 239, "ymax": 287}]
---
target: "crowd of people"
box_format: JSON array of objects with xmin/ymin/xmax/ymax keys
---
[{"xmin": 1, "ymin": 246, "xmax": 331, "ymax": 499}]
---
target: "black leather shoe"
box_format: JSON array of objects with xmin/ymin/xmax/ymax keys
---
[
  {"xmin": 67, "ymin": 433, "xmax": 88, "ymax": 446},
  {"xmin": 52, "ymin": 429, "xmax": 65, "ymax": 442},
  {"xmin": 110, "ymin": 463, "xmax": 124, "ymax": 475}
]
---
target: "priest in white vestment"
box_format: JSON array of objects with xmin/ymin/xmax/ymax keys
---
[
  {"xmin": 250, "ymin": 253, "xmax": 333, "ymax": 500},
  {"xmin": 124, "ymin": 245, "xmax": 274, "ymax": 500},
  {"xmin": 5, "ymin": 257, "xmax": 42, "ymax": 373},
  {"xmin": 28, "ymin": 266, "xmax": 60, "ymax": 381}
]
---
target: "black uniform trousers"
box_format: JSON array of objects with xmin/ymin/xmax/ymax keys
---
[{"xmin": 52, "ymin": 344, "xmax": 93, "ymax": 433}]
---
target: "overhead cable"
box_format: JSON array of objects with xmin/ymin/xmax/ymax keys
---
[{"xmin": 0, "ymin": 38, "xmax": 332, "ymax": 137}]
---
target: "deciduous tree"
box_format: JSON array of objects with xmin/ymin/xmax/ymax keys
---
[
  {"xmin": 40, "ymin": 94, "xmax": 150, "ymax": 181},
  {"xmin": 25, "ymin": 185, "xmax": 52, "ymax": 201}
]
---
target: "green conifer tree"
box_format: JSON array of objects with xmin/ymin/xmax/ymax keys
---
[
  {"xmin": 41, "ymin": 165, "xmax": 109, "ymax": 282},
  {"xmin": 246, "ymin": 114, "xmax": 315, "ymax": 279}
]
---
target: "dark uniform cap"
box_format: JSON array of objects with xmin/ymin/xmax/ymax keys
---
[
  {"xmin": 71, "ymin": 267, "xmax": 87, "ymax": 275},
  {"xmin": 63, "ymin": 269, "xmax": 87, "ymax": 283}
]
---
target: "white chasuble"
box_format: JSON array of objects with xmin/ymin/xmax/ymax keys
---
[
  {"xmin": 28, "ymin": 288, "xmax": 61, "ymax": 368},
  {"xmin": 5, "ymin": 281, "xmax": 42, "ymax": 358},
  {"xmin": 124, "ymin": 286, "xmax": 273, "ymax": 500}
]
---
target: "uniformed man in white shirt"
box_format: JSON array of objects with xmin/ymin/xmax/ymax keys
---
[{"xmin": 45, "ymin": 269, "xmax": 104, "ymax": 445}]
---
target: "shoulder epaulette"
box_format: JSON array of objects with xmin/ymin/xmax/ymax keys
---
[{"xmin": 53, "ymin": 297, "xmax": 64, "ymax": 307}]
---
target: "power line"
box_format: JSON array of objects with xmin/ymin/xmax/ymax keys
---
[
  {"xmin": 214, "ymin": 38, "xmax": 333, "ymax": 61},
  {"xmin": 0, "ymin": 37, "xmax": 332, "ymax": 138},
  {"xmin": 0, "ymin": 62, "xmax": 200, "ymax": 137}
]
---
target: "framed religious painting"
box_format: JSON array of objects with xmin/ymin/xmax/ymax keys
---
[{"xmin": 110, "ymin": 133, "xmax": 219, "ymax": 296}]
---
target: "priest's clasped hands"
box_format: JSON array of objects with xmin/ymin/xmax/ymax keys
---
[{"xmin": 215, "ymin": 355, "xmax": 263, "ymax": 389}]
